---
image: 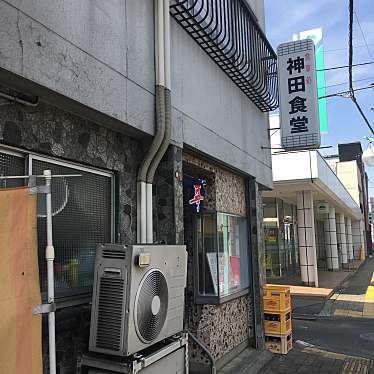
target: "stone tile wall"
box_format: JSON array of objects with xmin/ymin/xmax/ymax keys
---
[
  {"xmin": 0, "ymin": 99, "xmax": 182, "ymax": 373},
  {"xmin": 0, "ymin": 99, "xmax": 142, "ymax": 246},
  {"xmin": 0, "ymin": 98, "xmax": 262, "ymax": 372},
  {"xmin": 183, "ymin": 152, "xmax": 253, "ymax": 369}
]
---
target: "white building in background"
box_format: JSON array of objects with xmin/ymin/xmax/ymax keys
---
[
  {"xmin": 370, "ymin": 197, "xmax": 374, "ymax": 244},
  {"xmin": 264, "ymin": 115, "xmax": 366, "ymax": 287}
]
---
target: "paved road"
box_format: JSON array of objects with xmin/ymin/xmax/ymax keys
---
[
  {"xmin": 262, "ymin": 258, "xmax": 374, "ymax": 373},
  {"xmin": 263, "ymin": 342, "xmax": 374, "ymax": 374},
  {"xmin": 293, "ymin": 317, "xmax": 374, "ymax": 360}
]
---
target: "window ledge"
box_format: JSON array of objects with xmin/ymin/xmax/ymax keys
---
[{"xmin": 195, "ymin": 287, "xmax": 249, "ymax": 305}]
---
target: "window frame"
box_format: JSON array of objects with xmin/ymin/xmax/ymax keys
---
[
  {"xmin": 0, "ymin": 147, "xmax": 27, "ymax": 188},
  {"xmin": 29, "ymin": 154, "xmax": 116, "ymax": 304},
  {"xmin": 193, "ymin": 210, "xmax": 250, "ymax": 305},
  {"xmin": 0, "ymin": 145, "xmax": 116, "ymax": 306}
]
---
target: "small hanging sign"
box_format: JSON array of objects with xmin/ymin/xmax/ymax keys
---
[
  {"xmin": 189, "ymin": 179, "xmax": 206, "ymax": 213},
  {"xmin": 317, "ymin": 201, "xmax": 329, "ymax": 214}
]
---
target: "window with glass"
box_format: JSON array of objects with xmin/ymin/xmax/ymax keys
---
[
  {"xmin": 263, "ymin": 198, "xmax": 300, "ymax": 278},
  {"xmin": 0, "ymin": 148, "xmax": 114, "ymax": 301},
  {"xmin": 194, "ymin": 212, "xmax": 249, "ymax": 304},
  {"xmin": 263, "ymin": 197, "xmax": 280, "ymax": 277}
]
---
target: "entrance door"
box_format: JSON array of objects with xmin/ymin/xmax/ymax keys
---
[
  {"xmin": 283, "ymin": 222, "xmax": 295, "ymax": 275},
  {"xmin": 281, "ymin": 203, "xmax": 298, "ymax": 277}
]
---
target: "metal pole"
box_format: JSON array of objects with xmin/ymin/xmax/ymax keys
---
[
  {"xmin": 187, "ymin": 331, "xmax": 216, "ymax": 374},
  {"xmin": 44, "ymin": 169, "xmax": 56, "ymax": 374},
  {"xmin": 140, "ymin": 181, "xmax": 147, "ymax": 243},
  {"xmin": 146, "ymin": 183, "xmax": 153, "ymax": 243}
]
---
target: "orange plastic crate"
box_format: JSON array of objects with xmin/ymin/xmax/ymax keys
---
[
  {"xmin": 265, "ymin": 332, "xmax": 293, "ymax": 355},
  {"xmin": 264, "ymin": 309, "xmax": 292, "ymax": 335},
  {"xmin": 263, "ymin": 285, "xmax": 291, "ymax": 312}
]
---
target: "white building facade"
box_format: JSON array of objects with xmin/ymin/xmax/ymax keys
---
[{"xmin": 264, "ymin": 116, "xmax": 364, "ymax": 286}]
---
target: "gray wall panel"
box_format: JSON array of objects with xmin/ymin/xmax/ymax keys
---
[{"xmin": 0, "ymin": 0, "xmax": 272, "ymax": 187}]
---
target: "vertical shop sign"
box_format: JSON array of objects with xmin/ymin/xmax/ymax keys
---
[
  {"xmin": 188, "ymin": 179, "xmax": 206, "ymax": 213},
  {"xmin": 293, "ymin": 28, "xmax": 328, "ymax": 133},
  {"xmin": 278, "ymin": 39, "xmax": 321, "ymax": 151}
]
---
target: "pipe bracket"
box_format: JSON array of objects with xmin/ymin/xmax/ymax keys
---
[{"xmin": 33, "ymin": 302, "xmax": 56, "ymax": 315}]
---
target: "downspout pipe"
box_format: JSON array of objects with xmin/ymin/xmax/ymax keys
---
[
  {"xmin": 137, "ymin": 0, "xmax": 166, "ymax": 243},
  {"xmin": 146, "ymin": 0, "xmax": 172, "ymax": 243}
]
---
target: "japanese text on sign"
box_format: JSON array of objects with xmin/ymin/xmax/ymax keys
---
[{"xmin": 277, "ymin": 39, "xmax": 320, "ymax": 150}]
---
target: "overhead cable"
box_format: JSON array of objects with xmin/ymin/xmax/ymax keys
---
[
  {"xmin": 322, "ymin": 76, "xmax": 374, "ymax": 89},
  {"xmin": 354, "ymin": 11, "xmax": 374, "ymax": 65},
  {"xmin": 319, "ymin": 84, "xmax": 373, "ymax": 99},
  {"xmin": 348, "ymin": 0, "xmax": 374, "ymax": 135},
  {"xmin": 317, "ymin": 61, "xmax": 374, "ymax": 72}
]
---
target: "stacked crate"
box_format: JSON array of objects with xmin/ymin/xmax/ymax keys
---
[{"xmin": 263, "ymin": 285, "xmax": 293, "ymax": 355}]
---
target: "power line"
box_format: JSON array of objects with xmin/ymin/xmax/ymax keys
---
[
  {"xmin": 354, "ymin": 10, "xmax": 374, "ymax": 65},
  {"xmin": 323, "ymin": 75, "xmax": 374, "ymax": 89},
  {"xmin": 324, "ymin": 42, "xmax": 374, "ymax": 53},
  {"xmin": 349, "ymin": 0, "xmax": 374, "ymax": 135},
  {"xmin": 351, "ymin": 95, "xmax": 374, "ymax": 134},
  {"xmin": 317, "ymin": 61, "xmax": 374, "ymax": 72},
  {"xmin": 318, "ymin": 84, "xmax": 373, "ymax": 99}
]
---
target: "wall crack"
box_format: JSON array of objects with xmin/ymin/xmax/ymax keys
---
[{"xmin": 16, "ymin": 10, "xmax": 24, "ymax": 74}]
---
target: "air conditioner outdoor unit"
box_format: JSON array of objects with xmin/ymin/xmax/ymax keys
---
[{"xmin": 89, "ymin": 244, "xmax": 187, "ymax": 357}]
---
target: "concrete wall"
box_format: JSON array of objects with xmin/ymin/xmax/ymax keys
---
[
  {"xmin": 336, "ymin": 161, "xmax": 361, "ymax": 206},
  {"xmin": 246, "ymin": 0, "xmax": 265, "ymax": 28},
  {"xmin": 0, "ymin": 0, "xmax": 272, "ymax": 187}
]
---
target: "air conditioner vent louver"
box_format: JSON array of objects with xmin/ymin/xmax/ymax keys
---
[
  {"xmin": 96, "ymin": 277, "xmax": 124, "ymax": 351},
  {"xmin": 89, "ymin": 245, "xmax": 186, "ymax": 357},
  {"xmin": 102, "ymin": 248, "xmax": 126, "ymax": 259},
  {"xmin": 135, "ymin": 269, "xmax": 168, "ymax": 343}
]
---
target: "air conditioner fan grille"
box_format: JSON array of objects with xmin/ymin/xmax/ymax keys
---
[{"xmin": 135, "ymin": 269, "xmax": 168, "ymax": 343}]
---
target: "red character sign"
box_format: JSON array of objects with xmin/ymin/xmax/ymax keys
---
[{"xmin": 189, "ymin": 184, "xmax": 204, "ymax": 212}]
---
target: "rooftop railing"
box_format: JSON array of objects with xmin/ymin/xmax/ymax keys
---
[{"xmin": 170, "ymin": 0, "xmax": 279, "ymax": 112}]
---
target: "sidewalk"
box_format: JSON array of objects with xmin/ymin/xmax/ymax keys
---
[
  {"xmin": 218, "ymin": 259, "xmax": 374, "ymax": 374},
  {"xmin": 269, "ymin": 265, "xmax": 364, "ymax": 317},
  {"xmin": 260, "ymin": 258, "xmax": 374, "ymax": 374},
  {"xmin": 269, "ymin": 263, "xmax": 362, "ymax": 298},
  {"xmin": 262, "ymin": 341, "xmax": 374, "ymax": 374},
  {"xmin": 320, "ymin": 257, "xmax": 374, "ymax": 318}
]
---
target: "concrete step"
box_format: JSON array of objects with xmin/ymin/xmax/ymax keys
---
[{"xmin": 217, "ymin": 348, "xmax": 274, "ymax": 374}]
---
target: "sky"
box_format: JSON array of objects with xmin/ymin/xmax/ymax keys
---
[{"xmin": 264, "ymin": 0, "xmax": 374, "ymax": 192}]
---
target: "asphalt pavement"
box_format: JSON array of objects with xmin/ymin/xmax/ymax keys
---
[
  {"xmin": 293, "ymin": 316, "xmax": 374, "ymax": 360},
  {"xmin": 261, "ymin": 258, "xmax": 374, "ymax": 373}
]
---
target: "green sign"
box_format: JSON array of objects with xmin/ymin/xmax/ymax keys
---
[
  {"xmin": 316, "ymin": 45, "xmax": 328, "ymax": 133},
  {"xmin": 294, "ymin": 28, "xmax": 328, "ymax": 133}
]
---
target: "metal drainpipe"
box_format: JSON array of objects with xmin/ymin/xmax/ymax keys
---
[
  {"xmin": 137, "ymin": 0, "xmax": 166, "ymax": 244},
  {"xmin": 146, "ymin": 0, "xmax": 172, "ymax": 244}
]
